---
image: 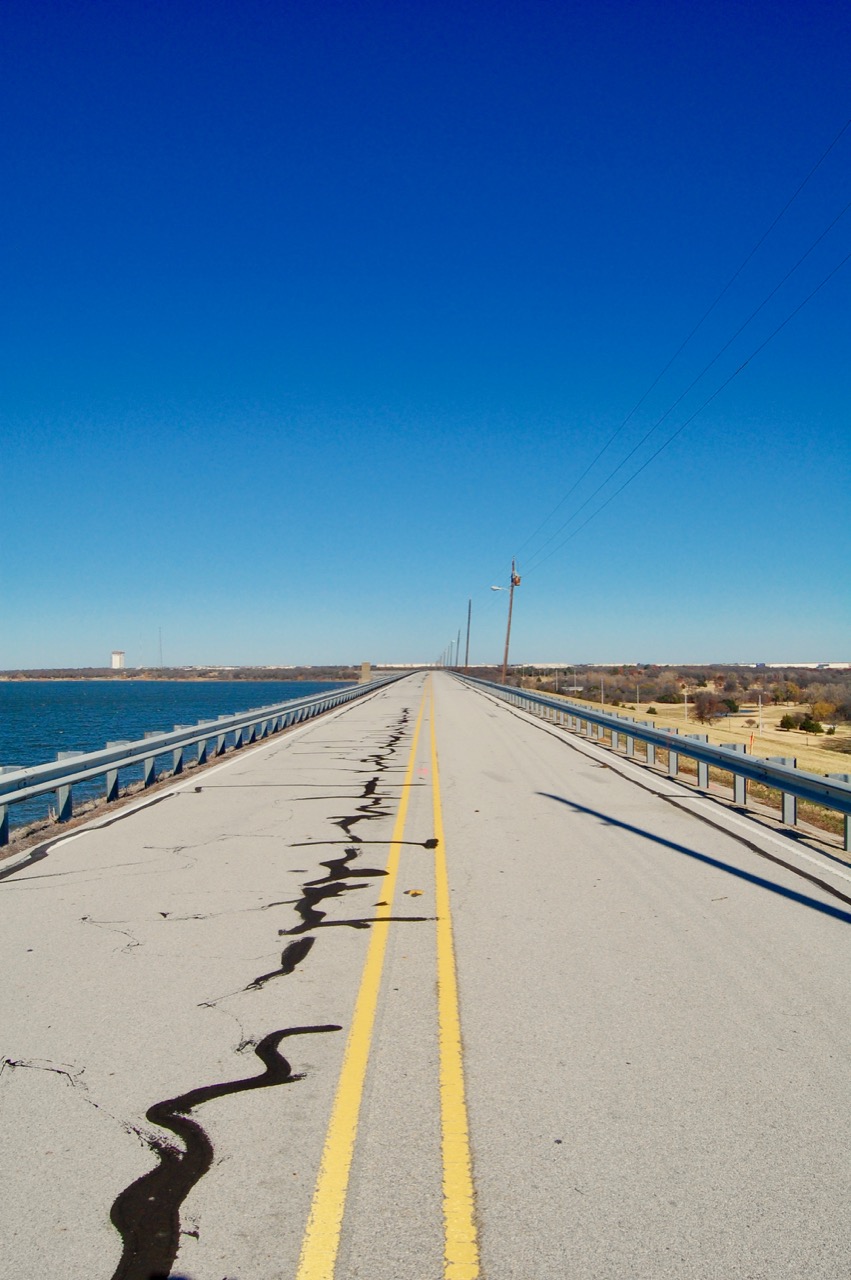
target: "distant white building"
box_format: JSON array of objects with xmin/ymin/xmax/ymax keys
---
[{"xmin": 111, "ymin": 650, "xmax": 125, "ymax": 670}]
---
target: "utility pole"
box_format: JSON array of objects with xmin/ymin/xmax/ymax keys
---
[
  {"xmin": 500, "ymin": 561, "xmax": 521, "ymax": 685},
  {"xmin": 456, "ymin": 629, "xmax": 461, "ymax": 671},
  {"xmin": 464, "ymin": 599, "xmax": 471, "ymax": 673}
]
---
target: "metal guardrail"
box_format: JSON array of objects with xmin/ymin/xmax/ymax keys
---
[
  {"xmin": 460, "ymin": 675, "xmax": 851, "ymax": 850},
  {"xmin": 0, "ymin": 675, "xmax": 404, "ymax": 845}
]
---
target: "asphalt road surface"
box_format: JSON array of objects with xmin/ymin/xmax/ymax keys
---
[{"xmin": 1, "ymin": 671, "xmax": 849, "ymax": 1279}]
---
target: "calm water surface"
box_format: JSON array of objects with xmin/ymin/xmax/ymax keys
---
[{"xmin": 0, "ymin": 679, "xmax": 349, "ymax": 830}]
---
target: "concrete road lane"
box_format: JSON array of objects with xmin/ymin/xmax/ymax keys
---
[
  {"xmin": 1, "ymin": 670, "xmax": 849, "ymax": 1279},
  {"xmin": 0, "ymin": 676, "xmax": 441, "ymax": 1280},
  {"xmin": 436, "ymin": 675, "xmax": 851, "ymax": 1280}
]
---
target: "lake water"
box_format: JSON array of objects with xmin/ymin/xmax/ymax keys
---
[{"xmin": 0, "ymin": 679, "xmax": 349, "ymax": 832}]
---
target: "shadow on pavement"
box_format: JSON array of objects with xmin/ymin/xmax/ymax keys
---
[{"xmin": 537, "ymin": 792, "xmax": 851, "ymax": 926}]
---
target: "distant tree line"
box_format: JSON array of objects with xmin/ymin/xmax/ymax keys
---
[
  {"xmin": 523, "ymin": 664, "xmax": 851, "ymax": 729},
  {"xmin": 0, "ymin": 665, "xmax": 361, "ymax": 682}
]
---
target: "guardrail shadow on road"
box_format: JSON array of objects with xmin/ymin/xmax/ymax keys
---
[
  {"xmin": 461, "ymin": 675, "xmax": 851, "ymax": 852},
  {"xmin": 537, "ymin": 792, "xmax": 851, "ymax": 927}
]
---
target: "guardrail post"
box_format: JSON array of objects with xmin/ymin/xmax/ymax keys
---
[
  {"xmin": 105, "ymin": 741, "xmax": 132, "ymax": 801},
  {"xmin": 142, "ymin": 732, "xmax": 162, "ymax": 787},
  {"xmin": 172, "ymin": 726, "xmax": 195, "ymax": 775},
  {"xmin": 828, "ymin": 775, "xmax": 851, "ymax": 850},
  {"xmin": 197, "ymin": 736, "xmax": 209, "ymax": 765},
  {"xmin": 722, "ymin": 743, "xmax": 748, "ymax": 806},
  {"xmin": 0, "ymin": 768, "xmax": 17, "ymax": 844},
  {"xmin": 667, "ymin": 731, "xmax": 679, "ymax": 778},
  {"xmin": 683, "ymin": 734, "xmax": 709, "ymax": 789},
  {"xmin": 631, "ymin": 721, "xmax": 655, "ymax": 765},
  {"xmin": 55, "ymin": 751, "xmax": 84, "ymax": 821},
  {"xmin": 767, "ymin": 757, "xmax": 798, "ymax": 827}
]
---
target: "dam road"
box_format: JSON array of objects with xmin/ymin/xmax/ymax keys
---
[{"xmin": 1, "ymin": 670, "xmax": 849, "ymax": 1279}]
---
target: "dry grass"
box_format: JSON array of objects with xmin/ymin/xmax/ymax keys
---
[{"xmin": 565, "ymin": 694, "xmax": 851, "ymax": 777}]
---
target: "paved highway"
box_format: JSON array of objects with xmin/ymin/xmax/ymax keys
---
[{"xmin": 1, "ymin": 671, "xmax": 849, "ymax": 1278}]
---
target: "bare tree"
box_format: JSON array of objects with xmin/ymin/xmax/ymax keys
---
[{"xmin": 693, "ymin": 691, "xmax": 722, "ymax": 724}]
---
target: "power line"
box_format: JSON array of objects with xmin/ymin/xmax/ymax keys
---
[
  {"xmin": 521, "ymin": 189, "xmax": 851, "ymax": 571},
  {"xmin": 512, "ymin": 115, "xmax": 851, "ymax": 565},
  {"xmin": 523, "ymin": 242, "xmax": 851, "ymax": 576}
]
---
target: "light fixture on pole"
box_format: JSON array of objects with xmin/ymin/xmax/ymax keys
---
[{"xmin": 491, "ymin": 559, "xmax": 521, "ymax": 685}]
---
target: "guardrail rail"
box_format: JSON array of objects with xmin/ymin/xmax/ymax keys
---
[
  {"xmin": 459, "ymin": 674, "xmax": 851, "ymax": 851},
  {"xmin": 0, "ymin": 674, "xmax": 404, "ymax": 845}
]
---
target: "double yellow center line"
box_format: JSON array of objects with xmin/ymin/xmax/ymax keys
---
[{"xmin": 295, "ymin": 678, "xmax": 480, "ymax": 1279}]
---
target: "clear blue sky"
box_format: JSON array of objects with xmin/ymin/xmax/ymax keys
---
[{"xmin": 2, "ymin": 0, "xmax": 849, "ymax": 669}]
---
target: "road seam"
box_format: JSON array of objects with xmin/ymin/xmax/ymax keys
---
[
  {"xmin": 294, "ymin": 686, "xmax": 428, "ymax": 1280},
  {"xmin": 430, "ymin": 679, "xmax": 481, "ymax": 1280}
]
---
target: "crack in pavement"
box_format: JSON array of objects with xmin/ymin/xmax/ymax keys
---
[
  {"xmin": 107, "ymin": 702, "xmax": 425, "ymax": 1275},
  {"xmin": 0, "ymin": 1057, "xmax": 159, "ymax": 1151},
  {"xmin": 80, "ymin": 916, "xmax": 143, "ymax": 954},
  {"xmin": 108, "ymin": 1025, "xmax": 341, "ymax": 1280}
]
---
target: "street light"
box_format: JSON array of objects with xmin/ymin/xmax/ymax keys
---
[{"xmin": 491, "ymin": 559, "xmax": 521, "ymax": 685}]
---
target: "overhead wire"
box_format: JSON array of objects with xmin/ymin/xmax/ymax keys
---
[
  {"xmin": 523, "ymin": 241, "xmax": 851, "ymax": 577},
  {"xmin": 521, "ymin": 188, "xmax": 851, "ymax": 572},
  {"xmin": 464, "ymin": 116, "xmax": 851, "ymax": 660},
  {"xmin": 511, "ymin": 115, "xmax": 851, "ymax": 567}
]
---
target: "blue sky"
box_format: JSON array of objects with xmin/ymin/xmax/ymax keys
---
[{"xmin": 1, "ymin": 0, "xmax": 849, "ymax": 668}]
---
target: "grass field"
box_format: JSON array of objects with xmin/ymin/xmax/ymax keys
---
[{"xmin": 564, "ymin": 694, "xmax": 851, "ymax": 777}]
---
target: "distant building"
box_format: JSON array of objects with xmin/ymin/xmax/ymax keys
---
[{"xmin": 111, "ymin": 650, "xmax": 125, "ymax": 670}]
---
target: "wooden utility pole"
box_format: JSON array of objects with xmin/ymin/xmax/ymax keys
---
[{"xmin": 500, "ymin": 561, "xmax": 521, "ymax": 685}]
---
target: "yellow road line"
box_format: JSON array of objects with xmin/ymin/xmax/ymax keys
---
[
  {"xmin": 294, "ymin": 688, "xmax": 427, "ymax": 1280},
  {"xmin": 429, "ymin": 681, "xmax": 481, "ymax": 1279}
]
